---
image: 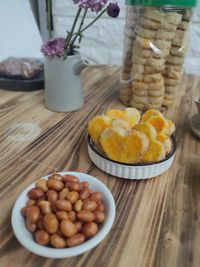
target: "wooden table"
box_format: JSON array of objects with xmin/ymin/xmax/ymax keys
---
[{"xmin": 0, "ymin": 66, "xmax": 200, "ymax": 267}]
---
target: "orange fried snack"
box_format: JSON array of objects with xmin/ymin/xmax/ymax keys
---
[
  {"xmin": 111, "ymin": 119, "xmax": 131, "ymax": 131},
  {"xmin": 100, "ymin": 128, "xmax": 149, "ymax": 164},
  {"xmin": 88, "ymin": 115, "xmax": 112, "ymax": 146},
  {"xmin": 157, "ymin": 132, "xmax": 172, "ymax": 155},
  {"xmin": 141, "ymin": 139, "xmax": 165, "ymax": 163},
  {"xmin": 146, "ymin": 115, "xmax": 168, "ymax": 132},
  {"xmin": 141, "ymin": 109, "xmax": 163, "ymax": 122},
  {"xmin": 105, "ymin": 109, "xmax": 125, "ymax": 120},
  {"xmin": 123, "ymin": 108, "xmax": 141, "ymax": 128},
  {"xmin": 133, "ymin": 122, "xmax": 157, "ymax": 140},
  {"xmin": 162, "ymin": 119, "xmax": 175, "ymax": 136}
]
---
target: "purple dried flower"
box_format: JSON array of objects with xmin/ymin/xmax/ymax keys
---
[
  {"xmin": 73, "ymin": 0, "xmax": 108, "ymax": 12},
  {"xmin": 107, "ymin": 3, "xmax": 120, "ymax": 18},
  {"xmin": 41, "ymin": 37, "xmax": 65, "ymax": 57}
]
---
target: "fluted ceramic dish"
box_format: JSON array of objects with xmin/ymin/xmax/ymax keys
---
[{"xmin": 87, "ymin": 136, "xmax": 176, "ymax": 180}]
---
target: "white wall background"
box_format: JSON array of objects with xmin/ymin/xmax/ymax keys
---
[
  {"xmin": 53, "ymin": 0, "xmax": 200, "ymax": 74},
  {"xmin": 0, "ymin": 0, "xmax": 43, "ymax": 61}
]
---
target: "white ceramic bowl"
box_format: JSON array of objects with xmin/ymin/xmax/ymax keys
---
[
  {"xmin": 11, "ymin": 171, "xmax": 116, "ymax": 258},
  {"xmin": 87, "ymin": 136, "xmax": 176, "ymax": 180}
]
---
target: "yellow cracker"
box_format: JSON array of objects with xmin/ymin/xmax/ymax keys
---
[
  {"xmin": 153, "ymin": 39, "xmax": 171, "ymax": 50},
  {"xmin": 155, "ymin": 30, "xmax": 175, "ymax": 41},
  {"xmin": 160, "ymin": 20, "xmax": 177, "ymax": 31},
  {"xmin": 172, "ymin": 37, "xmax": 184, "ymax": 47},
  {"xmin": 140, "ymin": 17, "xmax": 160, "ymax": 30},
  {"xmin": 165, "ymin": 63, "xmax": 182, "ymax": 72},
  {"xmin": 132, "ymin": 79, "xmax": 164, "ymax": 90},
  {"xmin": 130, "ymin": 100, "xmax": 145, "ymax": 110},
  {"xmin": 176, "ymin": 29, "xmax": 185, "ymax": 39},
  {"xmin": 148, "ymin": 87, "xmax": 164, "ymax": 97},
  {"xmin": 149, "ymin": 95, "xmax": 164, "ymax": 105},
  {"xmin": 144, "ymin": 64, "xmax": 165, "ymax": 73},
  {"xmin": 164, "ymin": 12, "xmax": 182, "ymax": 26},
  {"xmin": 133, "ymin": 89, "xmax": 147, "ymax": 96},
  {"xmin": 170, "ymin": 46, "xmax": 186, "ymax": 57},
  {"xmin": 143, "ymin": 9, "xmax": 164, "ymax": 22},
  {"xmin": 166, "ymin": 55, "xmax": 184, "ymax": 65},
  {"xmin": 135, "ymin": 26, "xmax": 156, "ymax": 39},
  {"xmin": 178, "ymin": 21, "xmax": 189, "ymax": 30},
  {"xmin": 142, "ymin": 73, "xmax": 163, "ymax": 83},
  {"xmin": 132, "ymin": 94, "xmax": 148, "ymax": 104},
  {"xmin": 164, "ymin": 76, "xmax": 180, "ymax": 86},
  {"xmin": 164, "ymin": 67, "xmax": 181, "ymax": 79},
  {"xmin": 165, "ymin": 85, "xmax": 177, "ymax": 94}
]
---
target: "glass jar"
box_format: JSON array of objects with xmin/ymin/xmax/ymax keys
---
[{"xmin": 120, "ymin": 0, "xmax": 197, "ymax": 110}]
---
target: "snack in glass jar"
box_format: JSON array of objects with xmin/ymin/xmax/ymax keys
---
[{"xmin": 120, "ymin": 0, "xmax": 197, "ymax": 110}]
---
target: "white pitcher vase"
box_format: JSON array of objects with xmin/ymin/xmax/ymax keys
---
[{"xmin": 44, "ymin": 54, "xmax": 88, "ymax": 112}]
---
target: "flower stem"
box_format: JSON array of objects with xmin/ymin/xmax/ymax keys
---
[
  {"xmin": 70, "ymin": 8, "xmax": 88, "ymax": 49},
  {"xmin": 76, "ymin": 7, "xmax": 108, "ymax": 36},
  {"xmin": 64, "ymin": 7, "xmax": 82, "ymax": 59},
  {"xmin": 47, "ymin": 0, "xmax": 52, "ymax": 38}
]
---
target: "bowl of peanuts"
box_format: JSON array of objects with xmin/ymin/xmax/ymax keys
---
[{"xmin": 11, "ymin": 171, "xmax": 115, "ymax": 258}]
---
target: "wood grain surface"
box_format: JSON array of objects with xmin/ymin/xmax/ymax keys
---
[{"xmin": 0, "ymin": 66, "xmax": 200, "ymax": 267}]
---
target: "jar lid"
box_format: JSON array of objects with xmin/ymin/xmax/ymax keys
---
[{"xmin": 126, "ymin": 0, "xmax": 197, "ymax": 7}]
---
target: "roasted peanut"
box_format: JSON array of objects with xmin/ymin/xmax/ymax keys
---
[
  {"xmin": 36, "ymin": 179, "xmax": 48, "ymax": 192},
  {"xmin": 59, "ymin": 188, "xmax": 69, "ymax": 199},
  {"xmin": 74, "ymin": 221, "xmax": 83, "ymax": 232},
  {"xmin": 81, "ymin": 181, "xmax": 89, "ymax": 188},
  {"xmin": 54, "ymin": 199, "xmax": 72, "ymax": 211},
  {"xmin": 21, "ymin": 207, "xmax": 27, "ymax": 217},
  {"xmin": 35, "ymin": 230, "xmax": 50, "ymax": 245},
  {"xmin": 76, "ymin": 210, "xmax": 95, "ymax": 222},
  {"xmin": 66, "ymin": 191, "xmax": 79, "ymax": 204},
  {"xmin": 26, "ymin": 219, "xmax": 37, "ymax": 232},
  {"xmin": 94, "ymin": 210, "xmax": 105, "ymax": 223},
  {"xmin": 79, "ymin": 188, "xmax": 91, "ymax": 200},
  {"xmin": 68, "ymin": 210, "xmax": 76, "ymax": 222},
  {"xmin": 66, "ymin": 233, "xmax": 85, "ymax": 247},
  {"xmin": 65, "ymin": 181, "xmax": 82, "ymax": 192},
  {"xmin": 39, "ymin": 201, "xmax": 52, "ymax": 215},
  {"xmin": 26, "ymin": 199, "xmax": 36, "ymax": 207},
  {"xmin": 56, "ymin": 211, "xmax": 69, "ymax": 221},
  {"xmin": 49, "ymin": 173, "xmax": 63, "ymax": 181},
  {"xmin": 26, "ymin": 206, "xmax": 40, "ymax": 223},
  {"xmin": 90, "ymin": 192, "xmax": 103, "ymax": 202},
  {"xmin": 47, "ymin": 190, "xmax": 58, "ymax": 203},
  {"xmin": 50, "ymin": 234, "xmax": 66, "ymax": 248},
  {"xmin": 62, "ymin": 174, "xmax": 79, "ymax": 183},
  {"xmin": 82, "ymin": 222, "xmax": 98, "ymax": 238},
  {"xmin": 37, "ymin": 217, "xmax": 44, "ymax": 229},
  {"xmin": 28, "ymin": 187, "xmax": 45, "ymax": 200},
  {"xmin": 74, "ymin": 200, "xmax": 83, "ymax": 211},
  {"xmin": 82, "ymin": 200, "xmax": 98, "ymax": 211},
  {"xmin": 60, "ymin": 220, "xmax": 77, "ymax": 237},
  {"xmin": 47, "ymin": 179, "xmax": 64, "ymax": 191},
  {"xmin": 43, "ymin": 213, "xmax": 58, "ymax": 234},
  {"xmin": 97, "ymin": 202, "xmax": 105, "ymax": 212}
]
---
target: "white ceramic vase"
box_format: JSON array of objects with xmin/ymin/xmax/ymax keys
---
[{"xmin": 44, "ymin": 54, "xmax": 88, "ymax": 112}]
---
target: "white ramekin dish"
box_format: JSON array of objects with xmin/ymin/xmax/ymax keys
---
[
  {"xmin": 87, "ymin": 136, "xmax": 176, "ymax": 180},
  {"xmin": 11, "ymin": 171, "xmax": 116, "ymax": 258}
]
